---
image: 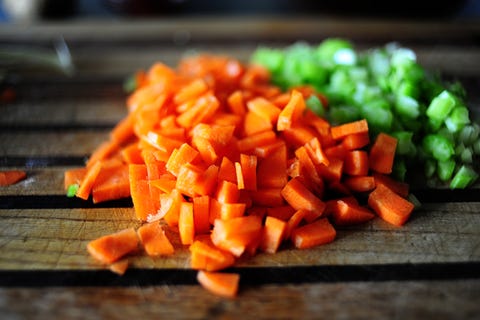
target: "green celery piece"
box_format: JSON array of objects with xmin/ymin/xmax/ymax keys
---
[
  {"xmin": 392, "ymin": 158, "xmax": 407, "ymax": 181},
  {"xmin": 250, "ymin": 47, "xmax": 285, "ymax": 74},
  {"xmin": 426, "ymin": 90, "xmax": 456, "ymax": 121},
  {"xmin": 360, "ymin": 100, "xmax": 393, "ymax": 133},
  {"xmin": 437, "ymin": 159, "xmax": 456, "ymax": 182},
  {"xmin": 397, "ymin": 81, "xmax": 420, "ymax": 99},
  {"xmin": 450, "ymin": 165, "xmax": 478, "ymax": 189},
  {"xmin": 460, "ymin": 147, "xmax": 473, "ymax": 164},
  {"xmin": 422, "ymin": 134, "xmax": 455, "ymax": 161},
  {"xmin": 395, "ymin": 94, "xmax": 420, "ymax": 118},
  {"xmin": 390, "ymin": 47, "xmax": 417, "ymax": 68},
  {"xmin": 457, "ymin": 124, "xmax": 479, "ymax": 146},
  {"xmin": 391, "ymin": 131, "xmax": 416, "ymax": 156},
  {"xmin": 424, "ymin": 158, "xmax": 436, "ymax": 179},
  {"xmin": 66, "ymin": 184, "xmax": 79, "ymax": 198},
  {"xmin": 123, "ymin": 73, "xmax": 138, "ymax": 94},
  {"xmin": 472, "ymin": 139, "xmax": 480, "ymax": 155},
  {"xmin": 305, "ymin": 95, "xmax": 325, "ymax": 116},
  {"xmin": 329, "ymin": 105, "xmax": 360, "ymax": 124},
  {"xmin": 445, "ymin": 106, "xmax": 470, "ymax": 133},
  {"xmin": 315, "ymin": 38, "xmax": 354, "ymax": 69}
]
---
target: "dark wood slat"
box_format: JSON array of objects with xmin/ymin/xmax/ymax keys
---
[{"xmin": 1, "ymin": 280, "xmax": 478, "ymax": 319}]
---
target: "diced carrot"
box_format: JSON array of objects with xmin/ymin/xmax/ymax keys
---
[
  {"xmin": 247, "ymin": 97, "xmax": 281, "ymax": 124},
  {"xmin": 285, "ymin": 209, "xmax": 308, "ymax": 240},
  {"xmin": 252, "ymin": 139, "xmax": 285, "ymax": 158},
  {"xmin": 257, "ymin": 143, "xmax": 288, "ymax": 188},
  {"xmin": 282, "ymin": 125, "xmax": 317, "ymax": 149},
  {"xmin": 76, "ymin": 161, "xmax": 103, "ymax": 200},
  {"xmin": 149, "ymin": 176, "xmax": 176, "ymax": 193},
  {"xmin": 368, "ymin": 183, "xmax": 415, "ymax": 226},
  {"xmin": 129, "ymin": 164, "xmax": 157, "ymax": 221},
  {"xmin": 330, "ymin": 119, "xmax": 369, "ymax": 140},
  {"xmin": 237, "ymin": 130, "xmax": 276, "ymax": 153},
  {"xmin": 259, "ymin": 216, "xmax": 287, "ymax": 254},
  {"xmin": 250, "ymin": 188, "xmax": 285, "ymax": 207},
  {"xmin": 372, "ymin": 172, "xmax": 409, "ymax": 198},
  {"xmin": 174, "ymin": 78, "xmax": 209, "ymax": 105},
  {"xmin": 179, "ymin": 202, "xmax": 195, "ymax": 245},
  {"xmin": 304, "ymin": 137, "xmax": 329, "ymax": 166},
  {"xmin": 142, "ymin": 131, "xmax": 183, "ymax": 154},
  {"xmin": 109, "ymin": 260, "xmax": 129, "ymax": 275},
  {"xmin": 239, "ymin": 154, "xmax": 257, "ymax": 191},
  {"xmin": 87, "ymin": 227, "xmax": 139, "ymax": 264},
  {"xmin": 235, "ymin": 162, "xmax": 245, "ymax": 190},
  {"xmin": 343, "ymin": 176, "xmax": 376, "ymax": 193},
  {"xmin": 110, "ymin": 114, "xmax": 135, "ymax": 146},
  {"xmin": 369, "ymin": 133, "xmax": 398, "ymax": 174},
  {"xmin": 330, "ymin": 199, "xmax": 375, "ymax": 226},
  {"xmin": 243, "ymin": 110, "xmax": 273, "ymax": 136},
  {"xmin": 317, "ymin": 158, "xmax": 344, "ymax": 182},
  {"xmin": 197, "ymin": 270, "xmax": 240, "ymax": 299},
  {"xmin": 277, "ymin": 89, "xmax": 305, "ymax": 131},
  {"xmin": 342, "ymin": 132, "xmax": 370, "ymax": 150},
  {"xmin": 92, "ymin": 164, "xmax": 130, "ymax": 203},
  {"xmin": 210, "ymin": 198, "xmax": 246, "ymax": 221},
  {"xmin": 215, "ymin": 180, "xmax": 240, "ymax": 204},
  {"xmin": 86, "ymin": 140, "xmax": 119, "ymax": 168},
  {"xmin": 281, "ymin": 177, "xmax": 326, "ymax": 222},
  {"xmin": 344, "ymin": 150, "xmax": 369, "ymax": 176},
  {"xmin": 192, "ymin": 136, "xmax": 218, "ymax": 165},
  {"xmin": 193, "ymin": 195, "xmax": 211, "ymax": 235},
  {"xmin": 265, "ymin": 205, "xmax": 296, "ymax": 221},
  {"xmin": 137, "ymin": 222, "xmax": 175, "ymax": 256},
  {"xmin": 190, "ymin": 238, "xmax": 235, "ymax": 271},
  {"xmin": 166, "ymin": 143, "xmax": 199, "ymax": 176},
  {"xmin": 295, "ymin": 145, "xmax": 324, "ymax": 196},
  {"xmin": 64, "ymin": 167, "xmax": 86, "ymax": 190},
  {"xmin": 218, "ymin": 156, "xmax": 237, "ymax": 183},
  {"xmin": 121, "ymin": 142, "xmax": 143, "ymax": 164},
  {"xmin": 291, "ymin": 218, "xmax": 336, "ymax": 249},
  {"xmin": 227, "ymin": 90, "xmax": 246, "ymax": 116},
  {"xmin": 160, "ymin": 188, "xmax": 184, "ymax": 227},
  {"xmin": 0, "ymin": 170, "xmax": 27, "ymax": 186}
]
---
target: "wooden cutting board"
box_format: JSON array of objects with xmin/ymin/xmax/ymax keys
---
[{"xmin": 0, "ymin": 17, "xmax": 479, "ymax": 319}]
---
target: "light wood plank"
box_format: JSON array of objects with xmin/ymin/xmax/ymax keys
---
[{"xmin": 0, "ymin": 202, "xmax": 478, "ymax": 270}]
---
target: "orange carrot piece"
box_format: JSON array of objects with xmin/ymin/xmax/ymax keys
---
[
  {"xmin": 137, "ymin": 222, "xmax": 175, "ymax": 256},
  {"xmin": 197, "ymin": 270, "xmax": 240, "ymax": 299},
  {"xmin": 143, "ymin": 131, "xmax": 183, "ymax": 154},
  {"xmin": 317, "ymin": 158, "xmax": 344, "ymax": 182},
  {"xmin": 176, "ymin": 163, "xmax": 203, "ymax": 198},
  {"xmin": 166, "ymin": 143, "xmax": 199, "ymax": 177},
  {"xmin": 369, "ymin": 133, "xmax": 398, "ymax": 174},
  {"xmin": 190, "ymin": 238, "xmax": 236, "ymax": 271},
  {"xmin": 179, "ymin": 202, "xmax": 195, "ymax": 245},
  {"xmin": 234, "ymin": 162, "xmax": 245, "ymax": 190},
  {"xmin": 211, "ymin": 215, "xmax": 263, "ymax": 257},
  {"xmin": 64, "ymin": 167, "xmax": 86, "ymax": 190},
  {"xmin": 129, "ymin": 164, "xmax": 156, "ymax": 221},
  {"xmin": 372, "ymin": 172, "xmax": 409, "ymax": 198},
  {"xmin": 160, "ymin": 188, "xmax": 184, "ymax": 227},
  {"xmin": 343, "ymin": 176, "xmax": 376, "ymax": 193},
  {"xmin": 173, "ymin": 78, "xmax": 209, "ymax": 105},
  {"xmin": 257, "ymin": 143, "xmax": 288, "ymax": 189},
  {"xmin": 277, "ymin": 89, "xmax": 305, "ymax": 131},
  {"xmin": 285, "ymin": 209, "xmax": 308, "ymax": 239},
  {"xmin": 239, "ymin": 154, "xmax": 257, "ymax": 191},
  {"xmin": 76, "ymin": 161, "xmax": 103, "ymax": 200},
  {"xmin": 193, "ymin": 164, "xmax": 219, "ymax": 197},
  {"xmin": 121, "ymin": 143, "xmax": 143, "ymax": 164},
  {"xmin": 282, "ymin": 125, "xmax": 317, "ymax": 149},
  {"xmin": 192, "ymin": 123, "xmax": 236, "ymax": 148},
  {"xmin": 193, "ymin": 195, "xmax": 211, "ymax": 235},
  {"xmin": 291, "ymin": 218, "xmax": 336, "ymax": 249},
  {"xmin": 243, "ymin": 110, "xmax": 273, "ymax": 136},
  {"xmin": 92, "ymin": 164, "xmax": 131, "ymax": 203},
  {"xmin": 176, "ymin": 93, "xmax": 220, "ymax": 128},
  {"xmin": 247, "ymin": 97, "xmax": 282, "ymax": 124},
  {"xmin": 110, "ymin": 114, "xmax": 135, "ymax": 146},
  {"xmin": 295, "ymin": 145, "xmax": 324, "ymax": 196},
  {"xmin": 250, "ymin": 188, "xmax": 285, "ymax": 207},
  {"xmin": 149, "ymin": 176, "xmax": 176, "ymax": 193},
  {"xmin": 210, "ymin": 199, "xmax": 246, "ymax": 221},
  {"xmin": 324, "ymin": 143, "xmax": 347, "ymax": 160},
  {"xmin": 342, "ymin": 132, "xmax": 370, "ymax": 150},
  {"xmin": 0, "ymin": 170, "xmax": 27, "ymax": 186},
  {"xmin": 109, "ymin": 260, "xmax": 129, "ymax": 275},
  {"xmin": 280, "ymin": 177, "xmax": 326, "ymax": 222},
  {"xmin": 87, "ymin": 228, "xmax": 139, "ymax": 264},
  {"xmin": 368, "ymin": 183, "xmax": 415, "ymax": 226},
  {"xmin": 237, "ymin": 130, "xmax": 276, "ymax": 153},
  {"xmin": 259, "ymin": 216, "xmax": 287, "ymax": 254},
  {"xmin": 330, "ymin": 119, "xmax": 369, "ymax": 140},
  {"xmin": 218, "ymin": 156, "xmax": 237, "ymax": 183},
  {"xmin": 266, "ymin": 205, "xmax": 296, "ymax": 221},
  {"xmin": 86, "ymin": 140, "xmax": 119, "ymax": 168},
  {"xmin": 215, "ymin": 180, "xmax": 240, "ymax": 204},
  {"xmin": 192, "ymin": 136, "xmax": 218, "ymax": 165},
  {"xmin": 227, "ymin": 90, "xmax": 247, "ymax": 116},
  {"xmin": 304, "ymin": 137, "xmax": 329, "ymax": 166},
  {"xmin": 252, "ymin": 139, "xmax": 285, "ymax": 158},
  {"xmin": 330, "ymin": 199, "xmax": 375, "ymax": 226},
  {"xmin": 344, "ymin": 150, "xmax": 369, "ymax": 176}
]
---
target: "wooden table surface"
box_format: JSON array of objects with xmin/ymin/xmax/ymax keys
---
[{"xmin": 1, "ymin": 17, "xmax": 479, "ymax": 319}]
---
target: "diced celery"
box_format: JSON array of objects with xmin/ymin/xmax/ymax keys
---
[
  {"xmin": 445, "ymin": 106, "xmax": 470, "ymax": 133},
  {"xmin": 305, "ymin": 95, "xmax": 325, "ymax": 116},
  {"xmin": 458, "ymin": 124, "xmax": 480, "ymax": 146},
  {"xmin": 437, "ymin": 159, "xmax": 456, "ymax": 182},
  {"xmin": 329, "ymin": 105, "xmax": 360, "ymax": 124},
  {"xmin": 460, "ymin": 147, "xmax": 473, "ymax": 164},
  {"xmin": 66, "ymin": 184, "xmax": 79, "ymax": 198},
  {"xmin": 393, "ymin": 158, "xmax": 407, "ymax": 181},
  {"xmin": 391, "ymin": 131, "xmax": 416, "ymax": 156},
  {"xmin": 424, "ymin": 158, "xmax": 436, "ymax": 178},
  {"xmin": 395, "ymin": 94, "xmax": 420, "ymax": 118},
  {"xmin": 426, "ymin": 90, "xmax": 456, "ymax": 121},
  {"xmin": 315, "ymin": 38, "xmax": 354, "ymax": 68},
  {"xmin": 250, "ymin": 47, "xmax": 285, "ymax": 74},
  {"xmin": 333, "ymin": 48, "xmax": 357, "ymax": 66},
  {"xmin": 449, "ymin": 165, "xmax": 478, "ymax": 189},
  {"xmin": 360, "ymin": 101, "xmax": 393, "ymax": 133},
  {"xmin": 391, "ymin": 47, "xmax": 416, "ymax": 67},
  {"xmin": 422, "ymin": 134, "xmax": 455, "ymax": 161}
]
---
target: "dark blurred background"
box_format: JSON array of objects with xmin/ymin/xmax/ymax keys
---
[{"xmin": 1, "ymin": 0, "xmax": 479, "ymax": 22}]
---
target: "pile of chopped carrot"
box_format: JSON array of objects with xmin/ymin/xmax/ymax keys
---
[{"xmin": 65, "ymin": 54, "xmax": 416, "ymax": 298}]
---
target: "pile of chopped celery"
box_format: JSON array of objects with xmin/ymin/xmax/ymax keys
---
[{"xmin": 251, "ymin": 39, "xmax": 479, "ymax": 188}]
